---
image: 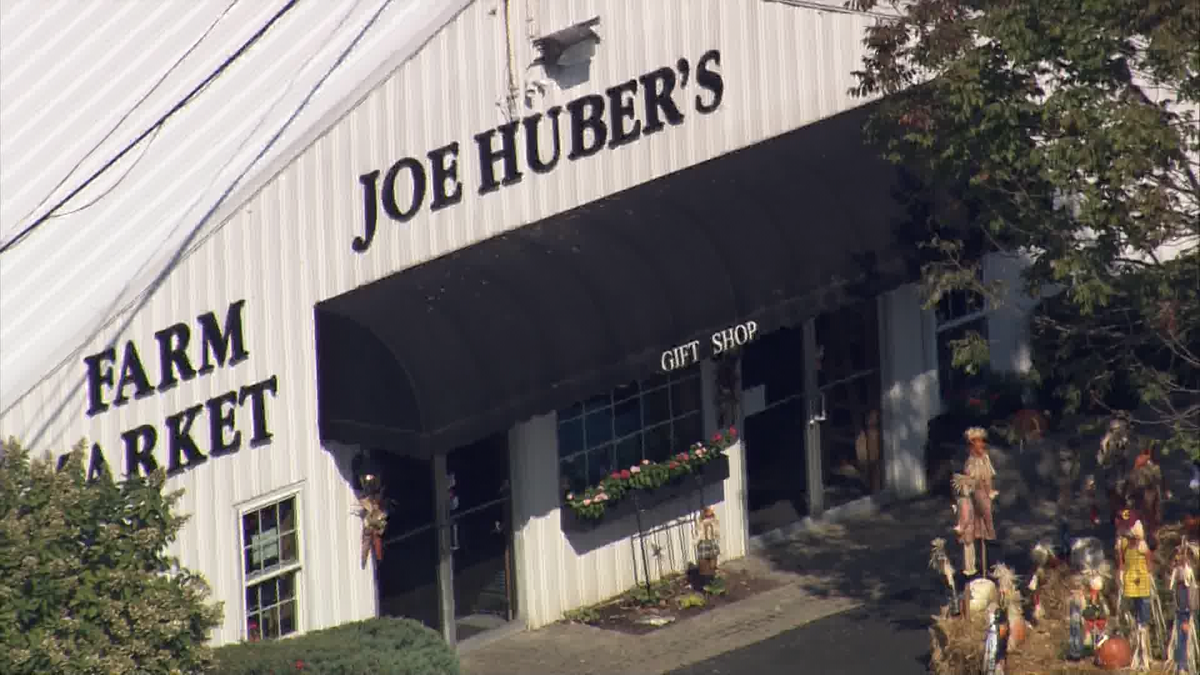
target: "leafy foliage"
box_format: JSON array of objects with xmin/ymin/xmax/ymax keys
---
[
  {"xmin": 0, "ymin": 439, "xmax": 223, "ymax": 675},
  {"xmin": 849, "ymin": 0, "xmax": 1200, "ymax": 459},
  {"xmin": 211, "ymin": 616, "xmax": 459, "ymax": 675}
]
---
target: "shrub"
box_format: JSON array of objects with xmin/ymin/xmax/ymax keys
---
[
  {"xmin": 0, "ymin": 439, "xmax": 223, "ymax": 675},
  {"xmin": 211, "ymin": 616, "xmax": 459, "ymax": 675}
]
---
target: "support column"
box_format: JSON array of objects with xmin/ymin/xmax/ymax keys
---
[
  {"xmin": 803, "ymin": 318, "xmax": 824, "ymax": 516},
  {"xmin": 433, "ymin": 452, "xmax": 456, "ymax": 646}
]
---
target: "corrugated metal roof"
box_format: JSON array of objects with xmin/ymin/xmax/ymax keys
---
[{"xmin": 0, "ymin": 0, "xmax": 473, "ymax": 411}]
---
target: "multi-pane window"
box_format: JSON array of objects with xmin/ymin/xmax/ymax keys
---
[
  {"xmin": 557, "ymin": 369, "xmax": 703, "ymax": 496},
  {"xmin": 242, "ymin": 495, "xmax": 301, "ymax": 641},
  {"xmin": 934, "ymin": 284, "xmax": 990, "ymax": 402}
]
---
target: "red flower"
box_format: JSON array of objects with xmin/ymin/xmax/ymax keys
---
[
  {"xmin": 968, "ymin": 398, "xmax": 983, "ymax": 408},
  {"xmin": 729, "ymin": 427, "xmax": 737, "ymax": 437},
  {"xmin": 677, "ymin": 453, "xmax": 688, "ymax": 461},
  {"xmin": 713, "ymin": 433, "xmax": 721, "ymax": 442},
  {"xmin": 620, "ymin": 469, "xmax": 631, "ymax": 479},
  {"xmin": 296, "ymin": 660, "xmax": 305, "ymax": 670},
  {"xmin": 669, "ymin": 461, "xmax": 679, "ymax": 469},
  {"xmin": 611, "ymin": 472, "xmax": 621, "ymax": 480}
]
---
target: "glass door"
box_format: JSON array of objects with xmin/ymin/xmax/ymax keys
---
[
  {"xmin": 447, "ymin": 432, "xmax": 514, "ymax": 641},
  {"xmin": 815, "ymin": 299, "xmax": 883, "ymax": 507}
]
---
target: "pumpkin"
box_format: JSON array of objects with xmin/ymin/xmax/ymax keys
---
[
  {"xmin": 1006, "ymin": 608, "xmax": 1027, "ymax": 647},
  {"xmin": 1094, "ymin": 635, "xmax": 1132, "ymax": 670}
]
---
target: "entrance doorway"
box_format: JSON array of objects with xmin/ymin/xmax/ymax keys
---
[
  {"xmin": 815, "ymin": 299, "xmax": 883, "ymax": 507},
  {"xmin": 740, "ymin": 324, "xmax": 808, "ymax": 535},
  {"xmin": 447, "ymin": 434, "xmax": 515, "ymax": 641},
  {"xmin": 373, "ymin": 432, "xmax": 515, "ymax": 645}
]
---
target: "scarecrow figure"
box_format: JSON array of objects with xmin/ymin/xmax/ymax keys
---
[
  {"xmin": 992, "ymin": 563, "xmax": 1026, "ymax": 649},
  {"xmin": 1168, "ymin": 539, "xmax": 1199, "ymax": 675},
  {"xmin": 1125, "ymin": 445, "xmax": 1165, "ymax": 549},
  {"xmin": 952, "ymin": 472, "xmax": 979, "ymax": 575},
  {"xmin": 929, "ymin": 538, "xmax": 961, "ymax": 617},
  {"xmin": 1067, "ymin": 574, "xmax": 1088, "ymax": 660},
  {"xmin": 693, "ymin": 507, "xmax": 721, "ymax": 578},
  {"xmin": 1093, "ymin": 415, "xmax": 1132, "ymax": 525},
  {"xmin": 983, "ymin": 602, "xmax": 1010, "ymax": 675},
  {"xmin": 1117, "ymin": 510, "xmax": 1156, "ymax": 670},
  {"xmin": 1029, "ymin": 541, "xmax": 1057, "ymax": 623},
  {"xmin": 964, "ymin": 427, "xmax": 998, "ymax": 573}
]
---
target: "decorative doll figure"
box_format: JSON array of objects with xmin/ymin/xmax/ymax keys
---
[
  {"xmin": 1082, "ymin": 562, "xmax": 1113, "ymax": 650},
  {"xmin": 1118, "ymin": 512, "xmax": 1155, "ymax": 670},
  {"xmin": 929, "ymin": 538, "xmax": 961, "ymax": 617},
  {"xmin": 952, "ymin": 473, "xmax": 979, "ymax": 575},
  {"xmin": 964, "ymin": 427, "xmax": 998, "ymax": 573},
  {"xmin": 694, "ymin": 507, "xmax": 721, "ymax": 578},
  {"xmin": 1068, "ymin": 575, "xmax": 1087, "ymax": 660},
  {"xmin": 992, "ymin": 563, "xmax": 1026, "ymax": 648},
  {"xmin": 1168, "ymin": 540, "xmax": 1199, "ymax": 675},
  {"xmin": 983, "ymin": 602, "xmax": 1010, "ymax": 675}
]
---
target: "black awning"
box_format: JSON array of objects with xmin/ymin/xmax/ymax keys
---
[{"xmin": 316, "ymin": 102, "xmax": 913, "ymax": 457}]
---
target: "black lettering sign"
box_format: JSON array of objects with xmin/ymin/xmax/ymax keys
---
[
  {"xmin": 77, "ymin": 299, "xmax": 279, "ymax": 479},
  {"xmin": 352, "ymin": 49, "xmax": 727, "ymax": 253}
]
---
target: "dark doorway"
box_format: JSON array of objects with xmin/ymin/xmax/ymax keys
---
[
  {"xmin": 816, "ymin": 299, "xmax": 883, "ymax": 507},
  {"xmin": 740, "ymin": 324, "xmax": 809, "ymax": 535},
  {"xmin": 447, "ymin": 432, "xmax": 515, "ymax": 640},
  {"xmin": 376, "ymin": 453, "xmax": 440, "ymax": 631}
]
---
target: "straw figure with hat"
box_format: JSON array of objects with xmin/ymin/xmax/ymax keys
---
[
  {"xmin": 1117, "ymin": 509, "xmax": 1159, "ymax": 670},
  {"xmin": 952, "ymin": 472, "xmax": 980, "ymax": 576},
  {"xmin": 964, "ymin": 427, "xmax": 998, "ymax": 574},
  {"xmin": 929, "ymin": 538, "xmax": 962, "ymax": 617}
]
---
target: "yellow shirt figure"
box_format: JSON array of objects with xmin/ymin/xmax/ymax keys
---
[{"xmin": 1120, "ymin": 536, "xmax": 1152, "ymax": 599}]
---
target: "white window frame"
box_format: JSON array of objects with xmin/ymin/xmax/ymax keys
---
[
  {"xmin": 237, "ymin": 484, "xmax": 305, "ymax": 641},
  {"xmin": 556, "ymin": 369, "xmax": 704, "ymax": 495},
  {"xmin": 933, "ymin": 270, "xmax": 991, "ymax": 406}
]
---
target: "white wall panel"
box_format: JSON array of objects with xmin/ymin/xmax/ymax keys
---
[
  {"xmin": 2, "ymin": 0, "xmax": 879, "ymax": 645},
  {"xmin": 879, "ymin": 283, "xmax": 939, "ymax": 497}
]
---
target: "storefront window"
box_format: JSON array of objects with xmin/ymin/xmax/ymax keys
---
[
  {"xmin": 557, "ymin": 369, "xmax": 702, "ymax": 496},
  {"xmin": 241, "ymin": 494, "xmax": 301, "ymax": 641}
]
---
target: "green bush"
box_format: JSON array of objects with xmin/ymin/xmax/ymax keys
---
[
  {"xmin": 211, "ymin": 616, "xmax": 459, "ymax": 675},
  {"xmin": 0, "ymin": 439, "xmax": 223, "ymax": 675}
]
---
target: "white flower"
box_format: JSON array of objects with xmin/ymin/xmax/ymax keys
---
[
  {"xmin": 583, "ymin": 498, "xmax": 592, "ymax": 506},
  {"xmin": 641, "ymin": 459, "xmax": 650, "ymax": 465},
  {"xmin": 630, "ymin": 466, "xmax": 641, "ymax": 474},
  {"xmin": 567, "ymin": 493, "xmax": 575, "ymax": 501}
]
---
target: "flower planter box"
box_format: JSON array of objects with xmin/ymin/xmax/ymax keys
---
[{"xmin": 561, "ymin": 454, "xmax": 730, "ymax": 533}]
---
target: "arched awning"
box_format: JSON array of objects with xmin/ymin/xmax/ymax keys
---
[{"xmin": 316, "ymin": 102, "xmax": 912, "ymax": 457}]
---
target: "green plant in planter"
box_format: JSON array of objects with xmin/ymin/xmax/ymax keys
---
[
  {"xmin": 565, "ymin": 427, "xmax": 738, "ymax": 521},
  {"xmin": 677, "ymin": 593, "xmax": 707, "ymax": 610}
]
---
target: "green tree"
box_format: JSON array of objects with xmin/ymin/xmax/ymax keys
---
[
  {"xmin": 848, "ymin": 0, "xmax": 1199, "ymax": 459},
  {"xmin": 0, "ymin": 439, "xmax": 223, "ymax": 675}
]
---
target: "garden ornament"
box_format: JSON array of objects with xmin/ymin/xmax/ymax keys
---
[
  {"xmin": 1082, "ymin": 560, "xmax": 1113, "ymax": 651},
  {"xmin": 693, "ymin": 507, "xmax": 721, "ymax": 578},
  {"xmin": 992, "ymin": 563, "xmax": 1026, "ymax": 647}
]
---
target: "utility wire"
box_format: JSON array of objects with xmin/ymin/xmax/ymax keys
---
[
  {"xmin": 0, "ymin": 0, "xmax": 301, "ymax": 255},
  {"xmin": 10, "ymin": 0, "xmax": 242, "ymax": 230}
]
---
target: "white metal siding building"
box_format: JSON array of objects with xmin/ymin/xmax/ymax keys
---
[{"xmin": 1, "ymin": 0, "xmax": 1031, "ymax": 649}]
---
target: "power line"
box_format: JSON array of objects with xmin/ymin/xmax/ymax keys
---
[
  {"xmin": 10, "ymin": 0, "xmax": 242, "ymax": 230},
  {"xmin": 0, "ymin": 0, "xmax": 301, "ymax": 255}
]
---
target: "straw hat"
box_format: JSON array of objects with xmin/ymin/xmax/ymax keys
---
[{"xmin": 965, "ymin": 427, "xmax": 988, "ymax": 442}]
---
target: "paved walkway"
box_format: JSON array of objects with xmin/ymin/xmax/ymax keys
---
[{"xmin": 459, "ymin": 440, "xmax": 1197, "ymax": 675}]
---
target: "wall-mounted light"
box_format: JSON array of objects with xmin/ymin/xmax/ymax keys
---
[{"xmin": 532, "ymin": 16, "xmax": 601, "ymax": 68}]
